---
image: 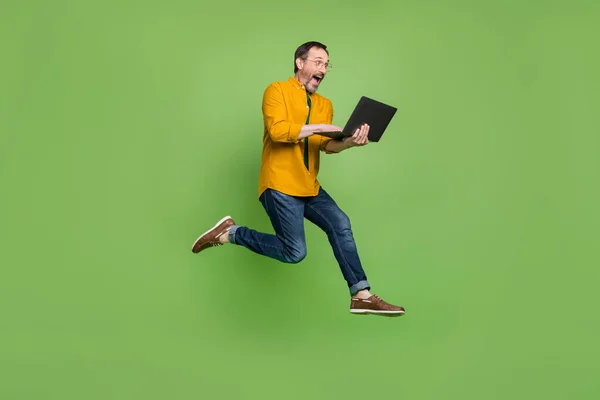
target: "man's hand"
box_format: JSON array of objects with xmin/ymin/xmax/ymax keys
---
[
  {"xmin": 343, "ymin": 124, "xmax": 370, "ymax": 148},
  {"xmin": 322, "ymin": 124, "xmax": 370, "ymax": 153}
]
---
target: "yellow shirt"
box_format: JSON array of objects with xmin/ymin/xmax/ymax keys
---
[{"xmin": 258, "ymin": 77, "xmax": 334, "ymax": 198}]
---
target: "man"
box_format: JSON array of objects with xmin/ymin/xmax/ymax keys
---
[{"xmin": 192, "ymin": 41, "xmax": 405, "ymax": 317}]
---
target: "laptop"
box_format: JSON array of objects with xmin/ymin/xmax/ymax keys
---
[{"xmin": 314, "ymin": 96, "xmax": 397, "ymax": 142}]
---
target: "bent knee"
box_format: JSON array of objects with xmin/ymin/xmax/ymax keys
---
[
  {"xmin": 334, "ymin": 213, "xmax": 352, "ymax": 234},
  {"xmin": 283, "ymin": 247, "xmax": 307, "ymax": 264}
]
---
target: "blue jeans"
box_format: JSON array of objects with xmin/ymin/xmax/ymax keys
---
[{"xmin": 228, "ymin": 187, "xmax": 370, "ymax": 296}]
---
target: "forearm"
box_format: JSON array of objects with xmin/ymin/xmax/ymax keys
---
[
  {"xmin": 297, "ymin": 124, "xmax": 327, "ymax": 139},
  {"xmin": 323, "ymin": 139, "xmax": 351, "ymax": 153},
  {"xmin": 268, "ymin": 123, "xmax": 325, "ymax": 142},
  {"xmin": 268, "ymin": 123, "xmax": 333, "ymax": 142}
]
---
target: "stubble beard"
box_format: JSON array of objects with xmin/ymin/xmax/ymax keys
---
[
  {"xmin": 304, "ymin": 78, "xmax": 316, "ymax": 93},
  {"xmin": 301, "ymin": 72, "xmax": 319, "ymax": 94}
]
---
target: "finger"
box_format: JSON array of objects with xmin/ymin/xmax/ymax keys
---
[
  {"xmin": 355, "ymin": 124, "xmax": 363, "ymax": 138},
  {"xmin": 359, "ymin": 124, "xmax": 368, "ymax": 142}
]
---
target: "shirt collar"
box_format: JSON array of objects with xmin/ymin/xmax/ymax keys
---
[{"xmin": 288, "ymin": 76, "xmax": 306, "ymax": 91}]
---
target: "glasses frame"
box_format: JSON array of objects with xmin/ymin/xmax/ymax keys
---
[{"xmin": 303, "ymin": 58, "xmax": 332, "ymax": 71}]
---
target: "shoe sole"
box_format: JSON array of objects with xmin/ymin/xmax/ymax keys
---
[
  {"xmin": 350, "ymin": 309, "xmax": 405, "ymax": 317},
  {"xmin": 191, "ymin": 215, "xmax": 232, "ymax": 252}
]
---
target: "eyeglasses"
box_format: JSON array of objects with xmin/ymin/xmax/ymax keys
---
[{"xmin": 304, "ymin": 59, "xmax": 332, "ymax": 71}]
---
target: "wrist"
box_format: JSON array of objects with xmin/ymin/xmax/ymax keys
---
[{"xmin": 342, "ymin": 137, "xmax": 354, "ymax": 149}]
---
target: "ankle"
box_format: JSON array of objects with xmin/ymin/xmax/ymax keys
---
[
  {"xmin": 218, "ymin": 229, "xmax": 230, "ymax": 244},
  {"xmin": 353, "ymin": 289, "xmax": 372, "ymax": 300}
]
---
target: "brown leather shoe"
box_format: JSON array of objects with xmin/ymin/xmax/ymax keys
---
[
  {"xmin": 350, "ymin": 294, "xmax": 405, "ymax": 316},
  {"xmin": 191, "ymin": 216, "xmax": 235, "ymax": 253}
]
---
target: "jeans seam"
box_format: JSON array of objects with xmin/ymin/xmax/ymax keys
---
[
  {"xmin": 305, "ymin": 203, "xmax": 359, "ymax": 284},
  {"xmin": 238, "ymin": 236, "xmax": 288, "ymax": 252}
]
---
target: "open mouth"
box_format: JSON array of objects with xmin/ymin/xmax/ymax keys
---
[{"xmin": 311, "ymin": 75, "xmax": 323, "ymax": 85}]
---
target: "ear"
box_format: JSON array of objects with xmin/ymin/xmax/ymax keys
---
[{"xmin": 295, "ymin": 57, "xmax": 304, "ymax": 71}]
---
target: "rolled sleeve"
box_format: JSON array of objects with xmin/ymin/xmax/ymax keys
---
[
  {"xmin": 262, "ymin": 83, "xmax": 303, "ymax": 143},
  {"xmin": 320, "ymin": 136, "xmax": 334, "ymax": 153}
]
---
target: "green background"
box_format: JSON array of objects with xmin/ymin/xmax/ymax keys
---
[{"xmin": 1, "ymin": 0, "xmax": 599, "ymax": 399}]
